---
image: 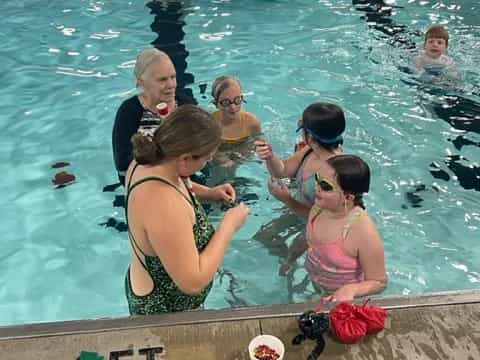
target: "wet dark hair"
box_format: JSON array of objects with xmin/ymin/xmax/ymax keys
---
[
  {"xmin": 302, "ymin": 103, "xmax": 346, "ymax": 151},
  {"xmin": 327, "ymin": 154, "xmax": 370, "ymax": 209},
  {"xmin": 132, "ymin": 105, "xmax": 222, "ymax": 165}
]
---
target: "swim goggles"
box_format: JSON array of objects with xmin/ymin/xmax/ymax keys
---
[
  {"xmin": 314, "ymin": 173, "xmax": 338, "ymax": 192},
  {"xmin": 296, "ymin": 125, "xmax": 343, "ymax": 144},
  {"xmin": 217, "ymin": 95, "xmax": 244, "ymax": 107}
]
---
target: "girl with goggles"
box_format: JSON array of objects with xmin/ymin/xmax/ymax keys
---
[
  {"xmin": 254, "ymin": 103, "xmax": 346, "ymax": 275},
  {"xmin": 305, "ymin": 155, "xmax": 387, "ymax": 302},
  {"xmin": 206, "ymin": 76, "xmax": 263, "ymax": 182},
  {"xmin": 211, "ymin": 76, "xmax": 262, "ymax": 145}
]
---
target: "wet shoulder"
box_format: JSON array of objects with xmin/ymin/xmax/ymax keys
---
[{"xmin": 347, "ymin": 208, "xmax": 381, "ymax": 242}]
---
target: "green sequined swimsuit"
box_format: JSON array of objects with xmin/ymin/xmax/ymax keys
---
[{"xmin": 125, "ymin": 167, "xmax": 215, "ymax": 315}]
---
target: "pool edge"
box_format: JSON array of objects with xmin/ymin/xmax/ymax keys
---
[{"xmin": 1, "ymin": 288, "xmax": 479, "ymax": 340}]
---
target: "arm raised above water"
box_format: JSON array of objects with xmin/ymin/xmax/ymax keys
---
[{"xmin": 255, "ymin": 140, "xmax": 311, "ymax": 179}]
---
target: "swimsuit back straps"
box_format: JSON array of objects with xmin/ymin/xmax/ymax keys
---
[
  {"xmin": 307, "ymin": 207, "xmax": 362, "ymax": 246},
  {"xmin": 294, "ymin": 148, "xmax": 315, "ymax": 205},
  {"xmin": 125, "ymin": 165, "xmax": 193, "ymax": 270},
  {"xmin": 341, "ymin": 209, "xmax": 362, "ymax": 240}
]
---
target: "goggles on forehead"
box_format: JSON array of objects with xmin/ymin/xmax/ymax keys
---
[
  {"xmin": 296, "ymin": 125, "xmax": 343, "ymax": 144},
  {"xmin": 314, "ymin": 173, "xmax": 338, "ymax": 192},
  {"xmin": 217, "ymin": 95, "xmax": 244, "ymax": 107}
]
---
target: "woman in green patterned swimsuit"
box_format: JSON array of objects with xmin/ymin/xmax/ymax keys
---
[{"xmin": 125, "ymin": 105, "xmax": 250, "ymax": 315}]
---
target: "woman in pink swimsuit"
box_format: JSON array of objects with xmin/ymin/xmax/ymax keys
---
[{"xmin": 303, "ymin": 154, "xmax": 387, "ymax": 301}]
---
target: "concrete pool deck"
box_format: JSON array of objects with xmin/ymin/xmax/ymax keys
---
[{"xmin": 0, "ymin": 289, "xmax": 479, "ymax": 359}]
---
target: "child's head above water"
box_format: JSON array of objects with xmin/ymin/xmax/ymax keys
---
[
  {"xmin": 424, "ymin": 25, "xmax": 449, "ymax": 59},
  {"xmin": 326, "ymin": 154, "xmax": 370, "ymax": 195},
  {"xmin": 317, "ymin": 154, "xmax": 370, "ymax": 209},
  {"xmin": 298, "ymin": 103, "xmax": 346, "ymax": 150},
  {"xmin": 211, "ymin": 76, "xmax": 243, "ymax": 109}
]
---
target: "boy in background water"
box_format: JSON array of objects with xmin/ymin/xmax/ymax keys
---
[{"xmin": 415, "ymin": 25, "xmax": 459, "ymax": 80}]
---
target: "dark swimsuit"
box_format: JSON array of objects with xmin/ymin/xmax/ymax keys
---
[{"xmin": 124, "ymin": 165, "xmax": 215, "ymax": 315}]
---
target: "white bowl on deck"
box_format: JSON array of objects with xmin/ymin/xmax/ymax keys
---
[{"xmin": 248, "ymin": 334, "xmax": 285, "ymax": 360}]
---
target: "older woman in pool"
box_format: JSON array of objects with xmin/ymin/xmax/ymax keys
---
[
  {"xmin": 112, "ymin": 48, "xmax": 195, "ymax": 185},
  {"xmin": 112, "ymin": 48, "xmax": 232, "ymax": 201}
]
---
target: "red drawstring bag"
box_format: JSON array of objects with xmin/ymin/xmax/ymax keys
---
[
  {"xmin": 329, "ymin": 302, "xmax": 367, "ymax": 344},
  {"xmin": 354, "ymin": 301, "xmax": 387, "ymax": 334}
]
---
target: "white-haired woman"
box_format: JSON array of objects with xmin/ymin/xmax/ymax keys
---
[
  {"xmin": 113, "ymin": 48, "xmax": 234, "ymax": 203},
  {"xmin": 112, "ymin": 48, "xmax": 195, "ymax": 185}
]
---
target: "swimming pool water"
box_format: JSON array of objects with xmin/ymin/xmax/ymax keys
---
[{"xmin": 0, "ymin": 0, "xmax": 479, "ymax": 325}]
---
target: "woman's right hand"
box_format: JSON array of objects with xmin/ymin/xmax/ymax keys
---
[
  {"xmin": 254, "ymin": 140, "xmax": 273, "ymax": 160},
  {"xmin": 222, "ymin": 202, "xmax": 250, "ymax": 231}
]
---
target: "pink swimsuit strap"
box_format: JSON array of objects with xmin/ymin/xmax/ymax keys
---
[{"xmin": 307, "ymin": 209, "xmax": 361, "ymax": 243}]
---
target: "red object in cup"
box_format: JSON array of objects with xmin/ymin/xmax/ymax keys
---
[
  {"xmin": 156, "ymin": 102, "xmax": 169, "ymax": 116},
  {"xmin": 253, "ymin": 344, "xmax": 280, "ymax": 360}
]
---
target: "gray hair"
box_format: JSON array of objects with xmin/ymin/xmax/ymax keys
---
[{"xmin": 134, "ymin": 48, "xmax": 171, "ymax": 82}]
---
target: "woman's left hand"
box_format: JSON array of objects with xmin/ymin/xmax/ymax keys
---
[
  {"xmin": 211, "ymin": 183, "xmax": 236, "ymax": 204},
  {"xmin": 267, "ymin": 178, "xmax": 291, "ymax": 203}
]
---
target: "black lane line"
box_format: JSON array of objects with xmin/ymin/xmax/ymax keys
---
[{"xmin": 148, "ymin": 0, "xmax": 197, "ymax": 103}]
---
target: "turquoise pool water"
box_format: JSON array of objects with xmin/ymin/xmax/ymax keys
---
[{"xmin": 0, "ymin": 0, "xmax": 479, "ymax": 325}]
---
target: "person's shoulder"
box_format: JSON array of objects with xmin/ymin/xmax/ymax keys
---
[
  {"xmin": 243, "ymin": 111, "xmax": 259, "ymax": 121},
  {"xmin": 289, "ymin": 143, "xmax": 312, "ymax": 162},
  {"xmin": 146, "ymin": 181, "xmax": 195, "ymax": 219},
  {"xmin": 121, "ymin": 94, "xmax": 141, "ymax": 107},
  {"xmin": 131, "ymin": 179, "xmax": 192, "ymax": 225},
  {"xmin": 351, "ymin": 209, "xmax": 383, "ymax": 243},
  {"xmin": 243, "ymin": 111, "xmax": 261, "ymax": 131},
  {"xmin": 129, "ymin": 174, "xmax": 185, "ymax": 203},
  {"xmin": 114, "ymin": 95, "xmax": 143, "ymax": 132},
  {"xmin": 117, "ymin": 95, "xmax": 142, "ymax": 114}
]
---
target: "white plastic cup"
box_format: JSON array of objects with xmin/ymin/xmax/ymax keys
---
[{"xmin": 248, "ymin": 334, "xmax": 285, "ymax": 360}]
